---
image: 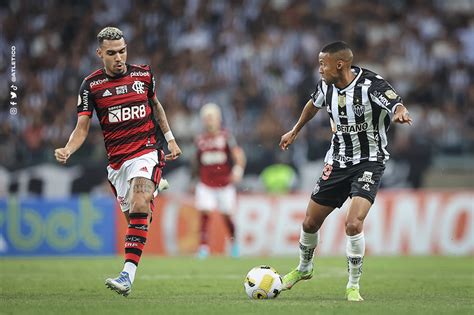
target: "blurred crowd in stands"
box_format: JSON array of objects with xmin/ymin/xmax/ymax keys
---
[{"xmin": 1, "ymin": 0, "xmax": 473, "ymax": 189}]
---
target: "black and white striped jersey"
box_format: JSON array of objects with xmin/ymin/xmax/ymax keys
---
[{"xmin": 311, "ymin": 66, "xmax": 403, "ymax": 168}]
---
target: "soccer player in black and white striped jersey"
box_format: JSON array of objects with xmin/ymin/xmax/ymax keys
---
[{"xmin": 279, "ymin": 41, "xmax": 412, "ymax": 301}]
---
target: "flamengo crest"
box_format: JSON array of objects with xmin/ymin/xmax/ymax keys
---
[{"xmin": 132, "ymin": 81, "xmax": 145, "ymax": 94}]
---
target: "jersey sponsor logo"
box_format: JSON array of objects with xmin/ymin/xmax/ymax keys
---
[
  {"xmin": 312, "ymin": 89, "xmax": 321, "ymax": 102},
  {"xmin": 81, "ymin": 89, "xmax": 89, "ymax": 109},
  {"xmin": 362, "ymin": 183, "xmax": 371, "ymax": 191},
  {"xmin": 102, "ymin": 89, "xmax": 112, "ymax": 97},
  {"xmin": 200, "ymin": 151, "xmax": 227, "ymax": 165},
  {"xmin": 130, "ymin": 71, "xmax": 150, "ymax": 77},
  {"xmin": 132, "ymin": 80, "xmax": 145, "ymax": 94},
  {"xmin": 358, "ymin": 171, "xmax": 375, "ymax": 184},
  {"xmin": 108, "ymin": 104, "xmax": 147, "ymax": 123},
  {"xmin": 372, "ymin": 91, "xmax": 390, "ymax": 107},
  {"xmin": 332, "ymin": 154, "xmax": 353, "ymax": 163},
  {"xmin": 385, "ymin": 89, "xmax": 397, "ymax": 99},
  {"xmin": 336, "ymin": 122, "xmax": 368, "ymax": 133},
  {"xmin": 89, "ymin": 78, "xmax": 108, "ymax": 88},
  {"xmin": 198, "ymin": 136, "xmax": 226, "ymax": 150},
  {"xmin": 150, "ymin": 76, "xmax": 156, "ymax": 95},
  {"xmin": 115, "ymin": 85, "xmax": 128, "ymax": 95}
]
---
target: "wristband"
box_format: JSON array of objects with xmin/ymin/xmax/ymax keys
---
[
  {"xmin": 232, "ymin": 165, "xmax": 244, "ymax": 178},
  {"xmin": 164, "ymin": 131, "xmax": 175, "ymax": 143}
]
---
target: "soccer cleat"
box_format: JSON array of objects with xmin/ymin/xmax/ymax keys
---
[
  {"xmin": 105, "ymin": 271, "xmax": 132, "ymax": 297},
  {"xmin": 346, "ymin": 287, "xmax": 364, "ymax": 301},
  {"xmin": 281, "ymin": 268, "xmax": 313, "ymax": 291},
  {"xmin": 157, "ymin": 178, "xmax": 170, "ymax": 192},
  {"xmin": 230, "ymin": 242, "xmax": 239, "ymax": 258},
  {"xmin": 197, "ymin": 244, "xmax": 210, "ymax": 259}
]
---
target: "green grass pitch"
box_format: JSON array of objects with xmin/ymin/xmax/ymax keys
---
[{"xmin": 1, "ymin": 256, "xmax": 473, "ymax": 314}]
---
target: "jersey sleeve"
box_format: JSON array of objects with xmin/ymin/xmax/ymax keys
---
[
  {"xmin": 227, "ymin": 132, "xmax": 238, "ymax": 149},
  {"xmin": 148, "ymin": 68, "xmax": 156, "ymax": 98},
  {"xmin": 77, "ymin": 80, "xmax": 95, "ymax": 117},
  {"xmin": 310, "ymin": 79, "xmax": 326, "ymax": 108},
  {"xmin": 368, "ymin": 76, "xmax": 403, "ymax": 113}
]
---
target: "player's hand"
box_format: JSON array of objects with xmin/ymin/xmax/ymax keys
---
[
  {"xmin": 393, "ymin": 105, "xmax": 412, "ymax": 125},
  {"xmin": 165, "ymin": 140, "xmax": 182, "ymax": 161},
  {"xmin": 231, "ymin": 165, "xmax": 244, "ymax": 184},
  {"xmin": 279, "ymin": 129, "xmax": 298, "ymax": 150},
  {"xmin": 54, "ymin": 147, "xmax": 71, "ymax": 164}
]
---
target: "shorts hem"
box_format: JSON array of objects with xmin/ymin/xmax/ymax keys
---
[
  {"xmin": 350, "ymin": 193, "xmax": 375, "ymax": 204},
  {"xmin": 310, "ymin": 195, "xmax": 341, "ymax": 209}
]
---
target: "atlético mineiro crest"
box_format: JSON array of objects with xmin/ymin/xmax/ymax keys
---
[{"xmin": 353, "ymin": 98, "xmax": 364, "ymax": 117}]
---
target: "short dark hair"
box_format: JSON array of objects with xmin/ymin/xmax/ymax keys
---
[
  {"xmin": 97, "ymin": 27, "xmax": 124, "ymax": 45},
  {"xmin": 321, "ymin": 41, "xmax": 351, "ymax": 53}
]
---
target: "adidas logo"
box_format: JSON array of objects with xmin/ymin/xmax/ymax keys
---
[
  {"xmin": 102, "ymin": 89, "xmax": 112, "ymax": 97},
  {"xmin": 139, "ymin": 166, "xmax": 148, "ymax": 172}
]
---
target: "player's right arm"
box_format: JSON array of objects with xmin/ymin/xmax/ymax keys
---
[
  {"xmin": 280, "ymin": 81, "xmax": 325, "ymax": 150},
  {"xmin": 55, "ymin": 79, "xmax": 93, "ymax": 164},
  {"xmin": 54, "ymin": 115, "xmax": 91, "ymax": 164}
]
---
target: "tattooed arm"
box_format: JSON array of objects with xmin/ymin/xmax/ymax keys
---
[{"xmin": 149, "ymin": 95, "xmax": 182, "ymax": 161}]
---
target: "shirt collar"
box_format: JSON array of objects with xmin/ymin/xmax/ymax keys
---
[{"xmin": 336, "ymin": 66, "xmax": 362, "ymax": 93}]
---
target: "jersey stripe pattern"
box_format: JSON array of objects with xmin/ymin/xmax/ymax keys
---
[
  {"xmin": 195, "ymin": 129, "xmax": 237, "ymax": 187},
  {"xmin": 311, "ymin": 67, "xmax": 403, "ymax": 168},
  {"xmin": 77, "ymin": 64, "xmax": 162, "ymax": 169}
]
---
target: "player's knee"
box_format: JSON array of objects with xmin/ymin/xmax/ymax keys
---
[
  {"xmin": 302, "ymin": 216, "xmax": 319, "ymax": 233},
  {"xmin": 345, "ymin": 220, "xmax": 363, "ymax": 236},
  {"xmin": 130, "ymin": 197, "xmax": 150, "ymax": 214}
]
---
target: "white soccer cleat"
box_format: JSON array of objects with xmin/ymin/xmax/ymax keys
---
[{"xmin": 105, "ymin": 271, "xmax": 132, "ymax": 297}]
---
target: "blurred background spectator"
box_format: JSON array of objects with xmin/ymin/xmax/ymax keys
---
[{"xmin": 1, "ymin": 0, "xmax": 473, "ymax": 195}]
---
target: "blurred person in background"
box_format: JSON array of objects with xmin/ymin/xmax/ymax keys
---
[
  {"xmin": 193, "ymin": 102, "xmax": 246, "ymax": 259},
  {"xmin": 279, "ymin": 41, "xmax": 412, "ymax": 301},
  {"xmin": 54, "ymin": 27, "xmax": 182, "ymax": 296}
]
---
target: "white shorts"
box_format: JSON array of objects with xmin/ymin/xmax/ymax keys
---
[
  {"xmin": 107, "ymin": 150, "xmax": 164, "ymax": 212},
  {"xmin": 195, "ymin": 181, "xmax": 236, "ymax": 214}
]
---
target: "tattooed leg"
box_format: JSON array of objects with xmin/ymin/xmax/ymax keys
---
[{"xmin": 129, "ymin": 177, "xmax": 155, "ymax": 214}]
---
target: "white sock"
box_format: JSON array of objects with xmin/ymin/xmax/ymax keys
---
[
  {"xmin": 297, "ymin": 227, "xmax": 319, "ymax": 273},
  {"xmin": 123, "ymin": 262, "xmax": 137, "ymax": 283},
  {"xmin": 346, "ymin": 232, "xmax": 365, "ymax": 289}
]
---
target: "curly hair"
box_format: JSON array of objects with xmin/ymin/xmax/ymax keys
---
[{"xmin": 97, "ymin": 27, "xmax": 124, "ymax": 44}]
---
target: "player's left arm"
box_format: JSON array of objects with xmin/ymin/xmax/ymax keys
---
[
  {"xmin": 369, "ymin": 78, "xmax": 412, "ymax": 125},
  {"xmin": 229, "ymin": 136, "xmax": 246, "ymax": 184},
  {"xmin": 149, "ymin": 95, "xmax": 182, "ymax": 160}
]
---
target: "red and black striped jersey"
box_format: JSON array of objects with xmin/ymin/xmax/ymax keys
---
[
  {"xmin": 195, "ymin": 129, "xmax": 237, "ymax": 187},
  {"xmin": 77, "ymin": 64, "xmax": 161, "ymax": 169}
]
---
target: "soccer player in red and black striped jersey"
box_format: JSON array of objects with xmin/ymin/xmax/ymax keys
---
[{"xmin": 54, "ymin": 27, "xmax": 182, "ymax": 296}]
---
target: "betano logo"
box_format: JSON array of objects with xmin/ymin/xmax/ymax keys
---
[
  {"xmin": 336, "ymin": 122, "xmax": 368, "ymax": 133},
  {"xmin": 108, "ymin": 104, "xmax": 146, "ymax": 123}
]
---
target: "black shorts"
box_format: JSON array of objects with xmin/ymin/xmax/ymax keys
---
[{"xmin": 311, "ymin": 161, "xmax": 385, "ymax": 209}]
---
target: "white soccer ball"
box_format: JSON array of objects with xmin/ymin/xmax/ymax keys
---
[{"xmin": 244, "ymin": 265, "xmax": 282, "ymax": 299}]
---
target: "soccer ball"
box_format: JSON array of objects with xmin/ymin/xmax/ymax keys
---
[{"xmin": 244, "ymin": 265, "xmax": 282, "ymax": 299}]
